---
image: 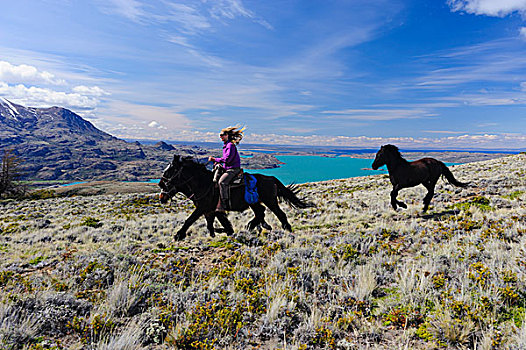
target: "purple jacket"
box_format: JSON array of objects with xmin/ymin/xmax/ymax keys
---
[{"xmin": 214, "ymin": 142, "xmax": 241, "ymax": 169}]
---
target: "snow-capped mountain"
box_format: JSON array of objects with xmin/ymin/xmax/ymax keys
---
[
  {"xmin": 0, "ymin": 98, "xmax": 204, "ymax": 180},
  {"xmin": 0, "ymin": 97, "xmax": 113, "ymax": 143}
]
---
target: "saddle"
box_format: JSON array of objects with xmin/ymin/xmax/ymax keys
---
[
  {"xmin": 213, "ymin": 163, "xmax": 245, "ymax": 187},
  {"xmin": 213, "ymin": 164, "xmax": 258, "ymax": 206}
]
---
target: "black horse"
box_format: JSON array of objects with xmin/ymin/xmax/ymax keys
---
[
  {"xmin": 372, "ymin": 144, "xmax": 469, "ymax": 212},
  {"xmin": 158, "ymin": 155, "xmax": 313, "ymax": 240}
]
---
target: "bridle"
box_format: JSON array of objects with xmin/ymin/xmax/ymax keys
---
[{"xmin": 160, "ymin": 163, "xmax": 213, "ymax": 202}]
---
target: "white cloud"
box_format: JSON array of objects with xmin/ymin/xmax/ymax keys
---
[
  {"xmin": 447, "ymin": 0, "xmax": 526, "ymax": 17},
  {"xmin": 166, "ymin": 130, "xmax": 525, "ymax": 149},
  {"xmin": 477, "ymin": 122, "xmax": 499, "ymax": 127},
  {"xmin": 166, "ymin": 3, "xmax": 211, "ymax": 34},
  {"xmin": 168, "ymin": 35, "xmax": 194, "ymax": 48},
  {"xmin": 521, "ymin": 27, "xmax": 526, "ymax": 38},
  {"xmin": 0, "ymin": 82, "xmax": 98, "ymax": 110},
  {"xmin": 72, "ymin": 85, "xmax": 110, "ymax": 97},
  {"xmin": 100, "ymin": 0, "xmax": 146, "ymax": 22},
  {"xmin": 95, "ymin": 101, "xmax": 192, "ymax": 138},
  {"xmin": 423, "ymin": 130, "xmax": 467, "ymax": 134},
  {"xmin": 447, "ymin": 93, "xmax": 525, "ymax": 106},
  {"xmin": 521, "ymin": 81, "xmax": 526, "ymax": 91},
  {"xmin": 98, "ymin": 0, "xmax": 271, "ymax": 34},
  {"xmin": 0, "ymin": 60, "xmax": 65, "ymax": 85},
  {"xmin": 321, "ymin": 108, "xmax": 434, "ymax": 120},
  {"xmin": 148, "ymin": 120, "xmax": 167, "ymax": 129},
  {"xmin": 207, "ymin": 0, "xmax": 273, "ymax": 29},
  {"xmin": 400, "ymin": 39, "xmax": 526, "ymax": 106}
]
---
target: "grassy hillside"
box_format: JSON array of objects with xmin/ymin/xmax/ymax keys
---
[{"xmin": 0, "ymin": 154, "xmax": 525, "ymax": 349}]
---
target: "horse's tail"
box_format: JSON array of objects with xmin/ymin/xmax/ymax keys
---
[
  {"xmin": 275, "ymin": 180, "xmax": 314, "ymax": 209},
  {"xmin": 440, "ymin": 162, "xmax": 469, "ymax": 188}
]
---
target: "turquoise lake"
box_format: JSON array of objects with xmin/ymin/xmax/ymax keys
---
[
  {"xmin": 245, "ymin": 155, "xmax": 385, "ymax": 184},
  {"xmin": 61, "ymin": 155, "xmax": 458, "ymax": 187},
  {"xmin": 245, "ymin": 155, "xmax": 460, "ymax": 184}
]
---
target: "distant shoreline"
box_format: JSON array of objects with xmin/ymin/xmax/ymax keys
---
[
  {"xmin": 135, "ymin": 139, "xmax": 522, "ymax": 164},
  {"xmin": 240, "ymin": 149, "xmax": 517, "ymax": 164},
  {"xmin": 133, "ymin": 139, "xmax": 525, "ymax": 154}
]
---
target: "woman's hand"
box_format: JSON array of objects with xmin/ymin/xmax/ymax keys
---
[{"xmin": 208, "ymin": 156, "xmax": 215, "ymax": 162}]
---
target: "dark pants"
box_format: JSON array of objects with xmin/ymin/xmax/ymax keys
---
[{"xmin": 218, "ymin": 168, "xmax": 241, "ymax": 205}]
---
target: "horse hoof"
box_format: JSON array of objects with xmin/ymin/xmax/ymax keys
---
[
  {"xmin": 226, "ymin": 230, "xmax": 234, "ymax": 236},
  {"xmin": 209, "ymin": 231, "xmax": 215, "ymax": 238},
  {"xmin": 174, "ymin": 231, "xmax": 186, "ymax": 241},
  {"xmin": 261, "ymin": 222, "xmax": 272, "ymax": 231},
  {"xmin": 399, "ymin": 203, "xmax": 407, "ymax": 209}
]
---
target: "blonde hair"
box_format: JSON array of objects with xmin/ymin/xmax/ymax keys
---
[{"xmin": 221, "ymin": 125, "xmax": 245, "ymax": 145}]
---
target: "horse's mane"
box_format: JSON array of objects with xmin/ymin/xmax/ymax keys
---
[
  {"xmin": 383, "ymin": 144, "xmax": 404, "ymax": 159},
  {"xmin": 179, "ymin": 156, "xmax": 212, "ymax": 174}
]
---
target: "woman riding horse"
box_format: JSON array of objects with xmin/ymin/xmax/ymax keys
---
[
  {"xmin": 159, "ymin": 155, "xmax": 312, "ymax": 241},
  {"xmin": 208, "ymin": 126, "xmax": 244, "ymax": 212},
  {"xmin": 372, "ymin": 144, "xmax": 469, "ymax": 212}
]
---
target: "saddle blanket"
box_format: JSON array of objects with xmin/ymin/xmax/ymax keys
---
[{"xmin": 244, "ymin": 174, "xmax": 259, "ymax": 204}]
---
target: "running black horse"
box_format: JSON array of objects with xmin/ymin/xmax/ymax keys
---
[
  {"xmin": 158, "ymin": 155, "xmax": 312, "ymax": 240},
  {"xmin": 372, "ymin": 144, "xmax": 469, "ymax": 212}
]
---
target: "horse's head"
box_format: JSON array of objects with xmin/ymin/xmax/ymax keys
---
[
  {"xmin": 372, "ymin": 144, "xmax": 400, "ymax": 170},
  {"xmin": 372, "ymin": 145, "xmax": 386, "ymax": 170},
  {"xmin": 158, "ymin": 154, "xmax": 184, "ymax": 203}
]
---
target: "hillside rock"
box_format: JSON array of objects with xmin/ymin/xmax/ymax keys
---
[
  {"xmin": 154, "ymin": 141, "xmax": 175, "ymax": 151},
  {"xmin": 241, "ymin": 153, "xmax": 284, "ymax": 169}
]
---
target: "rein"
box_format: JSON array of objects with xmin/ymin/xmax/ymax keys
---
[{"xmin": 161, "ymin": 165, "xmax": 214, "ymax": 202}]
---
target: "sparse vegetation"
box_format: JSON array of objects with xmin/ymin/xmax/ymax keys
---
[{"xmin": 0, "ymin": 154, "xmax": 524, "ymax": 349}]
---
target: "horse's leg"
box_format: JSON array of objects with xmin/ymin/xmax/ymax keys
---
[
  {"xmin": 247, "ymin": 203, "xmax": 271, "ymax": 232},
  {"xmin": 246, "ymin": 205, "xmax": 260, "ymax": 231},
  {"xmin": 265, "ymin": 200, "xmax": 292, "ymax": 232},
  {"xmin": 215, "ymin": 211, "xmax": 234, "ymax": 236},
  {"xmin": 204, "ymin": 213, "xmax": 216, "ymax": 238},
  {"xmin": 175, "ymin": 208, "xmax": 204, "ymax": 241},
  {"xmin": 390, "ymin": 188, "xmax": 398, "ymax": 210},
  {"xmin": 261, "ymin": 217, "xmax": 272, "ymax": 231},
  {"xmin": 390, "ymin": 185, "xmax": 406, "ymax": 210},
  {"xmin": 422, "ymin": 181, "xmax": 436, "ymax": 213}
]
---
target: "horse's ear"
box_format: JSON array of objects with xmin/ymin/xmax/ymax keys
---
[{"xmin": 172, "ymin": 154, "xmax": 180, "ymax": 164}]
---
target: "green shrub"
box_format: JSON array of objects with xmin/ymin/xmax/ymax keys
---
[
  {"xmin": 454, "ymin": 196, "xmax": 492, "ymax": 212},
  {"xmin": 80, "ymin": 217, "xmax": 103, "ymax": 228},
  {"xmin": 503, "ymin": 190, "xmax": 524, "ymax": 200},
  {"xmin": 0, "ymin": 270, "xmax": 15, "ymax": 286},
  {"xmin": 28, "ymin": 189, "xmax": 57, "ymax": 199},
  {"xmin": 29, "ymin": 255, "xmax": 46, "ymax": 265}
]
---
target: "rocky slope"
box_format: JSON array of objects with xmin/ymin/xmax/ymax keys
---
[
  {"xmin": 0, "ymin": 98, "xmax": 204, "ymax": 181},
  {"xmin": 0, "ymin": 153, "xmax": 524, "ymax": 349}
]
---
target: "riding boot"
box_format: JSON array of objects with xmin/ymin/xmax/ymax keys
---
[
  {"xmin": 216, "ymin": 198, "xmax": 226, "ymax": 212},
  {"xmin": 222, "ymin": 198, "xmax": 229, "ymax": 210}
]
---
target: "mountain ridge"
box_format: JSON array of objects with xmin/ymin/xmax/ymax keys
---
[
  {"xmin": 0, "ymin": 99, "xmax": 205, "ymax": 181},
  {"xmin": 0, "ymin": 99, "xmax": 283, "ymax": 181}
]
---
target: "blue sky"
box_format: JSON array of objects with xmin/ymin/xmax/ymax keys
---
[{"xmin": 0, "ymin": 0, "xmax": 525, "ymax": 149}]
